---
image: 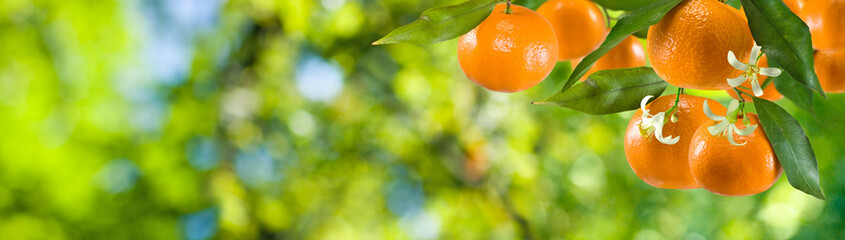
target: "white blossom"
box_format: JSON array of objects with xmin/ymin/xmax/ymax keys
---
[
  {"xmin": 638, "ymin": 95, "xmax": 679, "ymax": 145},
  {"xmin": 727, "ymin": 46, "xmax": 783, "ymax": 97},
  {"xmin": 703, "ymin": 100, "xmax": 757, "ymax": 146}
]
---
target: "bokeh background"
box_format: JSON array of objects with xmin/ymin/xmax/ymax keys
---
[{"xmin": 0, "ymin": 0, "xmax": 843, "ymax": 239}]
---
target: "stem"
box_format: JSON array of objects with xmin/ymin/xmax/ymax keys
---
[
  {"xmin": 664, "ymin": 88, "xmax": 683, "ymax": 122},
  {"xmin": 603, "ymin": 7, "xmax": 611, "ymax": 29},
  {"xmin": 505, "ymin": 0, "xmax": 512, "ymax": 14},
  {"xmin": 733, "ymin": 87, "xmax": 748, "ymax": 101}
]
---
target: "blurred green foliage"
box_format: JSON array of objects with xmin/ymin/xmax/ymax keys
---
[{"xmin": 0, "ymin": 0, "xmax": 843, "ymax": 239}]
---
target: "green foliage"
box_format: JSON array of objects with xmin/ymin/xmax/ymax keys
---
[
  {"xmin": 753, "ymin": 97, "xmax": 825, "ymax": 200},
  {"xmin": 740, "ymin": 0, "xmax": 826, "ymax": 98},
  {"xmin": 590, "ymin": 0, "xmax": 658, "ymax": 10},
  {"xmin": 769, "ymin": 57, "xmax": 815, "ymax": 111},
  {"xmin": 373, "ymin": 0, "xmax": 501, "ymax": 45},
  {"xmin": 535, "ymin": 67, "xmax": 667, "ymax": 115}
]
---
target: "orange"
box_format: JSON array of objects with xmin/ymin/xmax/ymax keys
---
[
  {"xmin": 624, "ymin": 94, "xmax": 726, "ymax": 189},
  {"xmin": 726, "ymin": 55, "xmax": 783, "ymax": 101},
  {"xmin": 689, "ymin": 113, "xmax": 782, "ymax": 196},
  {"xmin": 814, "ymin": 49, "xmax": 845, "ymax": 93},
  {"xmin": 579, "ymin": 35, "xmax": 647, "ymax": 80},
  {"xmin": 799, "ymin": 0, "xmax": 845, "ymax": 50},
  {"xmin": 537, "ymin": 0, "xmax": 606, "ymax": 60},
  {"xmin": 457, "ymin": 4, "xmax": 558, "ymax": 93},
  {"xmin": 648, "ymin": 0, "xmax": 754, "ymax": 90}
]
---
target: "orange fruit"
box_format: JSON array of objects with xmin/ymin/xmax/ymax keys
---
[
  {"xmin": 648, "ymin": 0, "xmax": 754, "ymax": 90},
  {"xmin": 537, "ymin": 0, "xmax": 606, "ymax": 60},
  {"xmin": 726, "ymin": 55, "xmax": 783, "ymax": 101},
  {"xmin": 799, "ymin": 0, "xmax": 845, "ymax": 50},
  {"xmin": 689, "ymin": 113, "xmax": 782, "ymax": 196},
  {"xmin": 457, "ymin": 3, "xmax": 558, "ymax": 93},
  {"xmin": 579, "ymin": 35, "xmax": 647, "ymax": 80},
  {"xmin": 814, "ymin": 49, "xmax": 845, "ymax": 93},
  {"xmin": 624, "ymin": 94, "xmax": 726, "ymax": 189}
]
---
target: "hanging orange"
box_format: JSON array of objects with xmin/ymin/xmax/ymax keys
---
[
  {"xmin": 648, "ymin": 0, "xmax": 754, "ymax": 90},
  {"xmin": 537, "ymin": 0, "xmax": 606, "ymax": 60},
  {"xmin": 457, "ymin": 4, "xmax": 559, "ymax": 93}
]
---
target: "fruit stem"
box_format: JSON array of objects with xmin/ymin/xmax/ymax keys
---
[
  {"xmin": 602, "ymin": 7, "xmax": 611, "ymax": 29},
  {"xmin": 732, "ymin": 87, "xmax": 748, "ymax": 101},
  {"xmin": 505, "ymin": 0, "xmax": 512, "ymax": 14},
  {"xmin": 664, "ymin": 88, "xmax": 684, "ymax": 122}
]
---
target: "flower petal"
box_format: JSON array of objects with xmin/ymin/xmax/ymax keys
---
[
  {"xmin": 728, "ymin": 75, "xmax": 748, "ymax": 87},
  {"xmin": 640, "ymin": 95, "xmax": 654, "ymax": 115},
  {"xmin": 652, "ymin": 114, "xmax": 679, "ymax": 145},
  {"xmin": 749, "ymin": 46, "xmax": 762, "ymax": 66},
  {"xmin": 703, "ymin": 100, "xmax": 727, "ymax": 121},
  {"xmin": 728, "ymin": 51, "xmax": 749, "ymax": 70},
  {"xmin": 759, "ymin": 67, "xmax": 782, "ymax": 77},
  {"xmin": 751, "ymin": 78, "xmax": 764, "ymax": 97},
  {"xmin": 727, "ymin": 100, "xmax": 740, "ymax": 113},
  {"xmin": 727, "ymin": 127, "xmax": 747, "ymax": 146},
  {"xmin": 708, "ymin": 120, "xmax": 730, "ymax": 136},
  {"xmin": 734, "ymin": 123, "xmax": 757, "ymax": 136},
  {"xmin": 657, "ymin": 134, "xmax": 680, "ymax": 145}
]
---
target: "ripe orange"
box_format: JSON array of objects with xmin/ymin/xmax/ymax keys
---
[
  {"xmin": 648, "ymin": 0, "xmax": 754, "ymax": 90},
  {"xmin": 579, "ymin": 35, "xmax": 647, "ymax": 80},
  {"xmin": 726, "ymin": 55, "xmax": 783, "ymax": 101},
  {"xmin": 814, "ymin": 49, "xmax": 845, "ymax": 93},
  {"xmin": 799, "ymin": 0, "xmax": 845, "ymax": 50},
  {"xmin": 457, "ymin": 4, "xmax": 559, "ymax": 93},
  {"xmin": 624, "ymin": 94, "xmax": 726, "ymax": 189},
  {"xmin": 689, "ymin": 113, "xmax": 782, "ymax": 196},
  {"xmin": 537, "ymin": 0, "xmax": 606, "ymax": 60}
]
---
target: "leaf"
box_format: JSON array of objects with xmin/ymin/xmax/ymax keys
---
[
  {"xmin": 372, "ymin": 0, "xmax": 501, "ymax": 45},
  {"xmin": 561, "ymin": 0, "xmax": 682, "ymax": 94},
  {"xmin": 516, "ymin": 0, "xmax": 546, "ymax": 10},
  {"xmin": 740, "ymin": 0, "xmax": 826, "ymax": 98},
  {"xmin": 753, "ymin": 97, "xmax": 825, "ymax": 200},
  {"xmin": 589, "ymin": 0, "xmax": 659, "ymax": 11},
  {"xmin": 768, "ymin": 57, "xmax": 814, "ymax": 112},
  {"xmin": 533, "ymin": 67, "xmax": 667, "ymax": 115}
]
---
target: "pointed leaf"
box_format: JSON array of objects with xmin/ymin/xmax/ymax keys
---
[
  {"xmin": 740, "ymin": 0, "xmax": 826, "ymax": 98},
  {"xmin": 373, "ymin": 0, "xmax": 501, "ymax": 45},
  {"xmin": 534, "ymin": 67, "xmax": 667, "ymax": 115},
  {"xmin": 768, "ymin": 57, "xmax": 815, "ymax": 112},
  {"xmin": 753, "ymin": 97, "xmax": 825, "ymax": 200}
]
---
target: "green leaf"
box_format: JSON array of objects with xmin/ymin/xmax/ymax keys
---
[
  {"xmin": 753, "ymin": 97, "xmax": 825, "ymax": 200},
  {"xmin": 561, "ymin": 0, "xmax": 682, "ymax": 94},
  {"xmin": 516, "ymin": 0, "xmax": 546, "ymax": 10},
  {"xmin": 740, "ymin": 0, "xmax": 826, "ymax": 98},
  {"xmin": 632, "ymin": 28, "xmax": 648, "ymax": 39},
  {"xmin": 372, "ymin": 0, "xmax": 501, "ymax": 45},
  {"xmin": 768, "ymin": 57, "xmax": 814, "ymax": 112},
  {"xmin": 533, "ymin": 67, "xmax": 667, "ymax": 115},
  {"xmin": 590, "ymin": 0, "xmax": 658, "ymax": 11}
]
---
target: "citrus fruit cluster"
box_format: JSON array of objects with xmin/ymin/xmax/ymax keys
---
[
  {"xmin": 451, "ymin": 0, "xmax": 837, "ymax": 196},
  {"xmin": 458, "ymin": 0, "xmax": 646, "ymax": 93},
  {"xmin": 628, "ymin": 0, "xmax": 789, "ymax": 196}
]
